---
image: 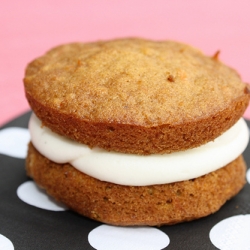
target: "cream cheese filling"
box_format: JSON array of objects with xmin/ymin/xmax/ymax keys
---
[{"xmin": 29, "ymin": 113, "xmax": 249, "ymax": 186}]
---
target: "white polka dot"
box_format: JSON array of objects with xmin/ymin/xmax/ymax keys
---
[
  {"xmin": 88, "ymin": 225, "xmax": 170, "ymax": 250},
  {"xmin": 246, "ymin": 169, "xmax": 250, "ymax": 184},
  {"xmin": 0, "ymin": 234, "xmax": 14, "ymax": 250},
  {"xmin": 0, "ymin": 127, "xmax": 30, "ymax": 159},
  {"xmin": 17, "ymin": 181, "xmax": 68, "ymax": 211},
  {"xmin": 210, "ymin": 214, "xmax": 250, "ymax": 250}
]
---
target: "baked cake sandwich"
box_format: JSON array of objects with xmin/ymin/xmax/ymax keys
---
[{"xmin": 23, "ymin": 38, "xmax": 250, "ymax": 226}]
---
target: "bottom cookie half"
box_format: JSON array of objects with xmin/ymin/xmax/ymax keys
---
[{"xmin": 26, "ymin": 143, "xmax": 246, "ymax": 226}]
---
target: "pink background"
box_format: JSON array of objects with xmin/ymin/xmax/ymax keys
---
[{"xmin": 1, "ymin": 0, "xmax": 250, "ymax": 126}]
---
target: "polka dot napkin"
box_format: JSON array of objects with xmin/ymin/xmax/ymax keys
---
[{"xmin": 0, "ymin": 112, "xmax": 250, "ymax": 250}]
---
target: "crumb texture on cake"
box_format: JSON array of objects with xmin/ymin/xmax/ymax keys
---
[
  {"xmin": 24, "ymin": 38, "xmax": 250, "ymax": 154},
  {"xmin": 26, "ymin": 143, "xmax": 246, "ymax": 226}
]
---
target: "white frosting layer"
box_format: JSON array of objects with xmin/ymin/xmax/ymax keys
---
[{"xmin": 29, "ymin": 113, "xmax": 249, "ymax": 186}]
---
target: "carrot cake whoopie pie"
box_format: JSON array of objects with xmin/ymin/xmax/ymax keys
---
[{"xmin": 24, "ymin": 38, "xmax": 250, "ymax": 226}]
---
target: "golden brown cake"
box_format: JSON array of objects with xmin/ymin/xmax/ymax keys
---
[
  {"xmin": 23, "ymin": 38, "xmax": 250, "ymax": 226},
  {"xmin": 26, "ymin": 143, "xmax": 246, "ymax": 226},
  {"xmin": 24, "ymin": 38, "xmax": 249, "ymax": 155}
]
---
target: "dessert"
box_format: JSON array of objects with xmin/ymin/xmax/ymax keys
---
[{"xmin": 24, "ymin": 38, "xmax": 250, "ymax": 226}]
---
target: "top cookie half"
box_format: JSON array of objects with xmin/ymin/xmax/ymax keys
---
[{"xmin": 24, "ymin": 38, "xmax": 250, "ymax": 155}]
